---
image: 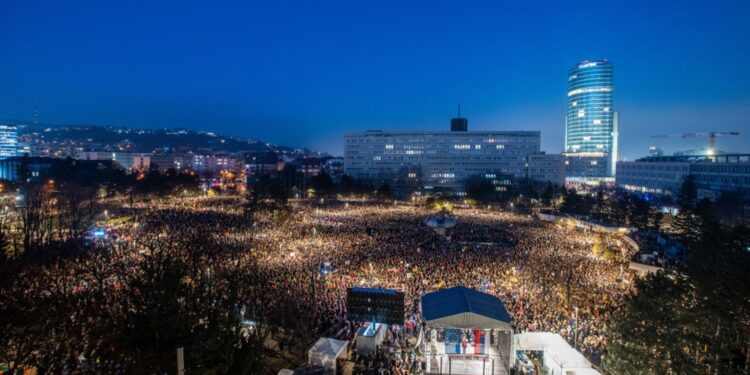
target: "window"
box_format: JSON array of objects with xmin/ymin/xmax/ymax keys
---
[
  {"xmin": 475, "ymin": 145, "xmax": 481, "ymax": 150},
  {"xmin": 593, "ymin": 119, "xmax": 602, "ymax": 125},
  {"xmin": 603, "ymin": 107, "xmax": 610, "ymax": 112},
  {"xmin": 385, "ymin": 144, "xmax": 394, "ymax": 149},
  {"xmin": 373, "ymin": 156, "xmax": 381, "ymax": 161},
  {"xmin": 496, "ymin": 144, "xmax": 505, "ymax": 149},
  {"xmin": 578, "ymin": 109, "xmax": 585, "ymax": 118}
]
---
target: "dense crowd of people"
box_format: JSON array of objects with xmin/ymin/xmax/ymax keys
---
[
  {"xmin": 248, "ymin": 200, "xmax": 637, "ymax": 372},
  {"xmin": 1, "ymin": 195, "xmax": 638, "ymax": 374}
]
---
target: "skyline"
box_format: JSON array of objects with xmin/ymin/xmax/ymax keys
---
[{"xmin": 1, "ymin": 1, "xmax": 749, "ymax": 158}]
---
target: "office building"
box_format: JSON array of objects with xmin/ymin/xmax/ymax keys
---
[
  {"xmin": 616, "ymin": 154, "xmax": 750, "ymax": 200},
  {"xmin": 344, "ymin": 121, "xmax": 540, "ymax": 193},
  {"xmin": 564, "ymin": 60, "xmax": 618, "ymax": 183},
  {"xmin": 0, "ymin": 125, "xmax": 18, "ymax": 159},
  {"xmin": 450, "ymin": 106, "xmax": 468, "ymax": 132},
  {"xmin": 527, "ymin": 153, "xmax": 566, "ymax": 186}
]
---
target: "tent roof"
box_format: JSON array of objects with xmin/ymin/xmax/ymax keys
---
[
  {"xmin": 309, "ymin": 337, "xmax": 348, "ymax": 358},
  {"xmin": 422, "ymin": 286, "xmax": 513, "ymax": 329},
  {"xmin": 515, "ymin": 333, "xmax": 596, "ymax": 371}
]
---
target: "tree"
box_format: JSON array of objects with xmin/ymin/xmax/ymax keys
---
[
  {"xmin": 309, "ymin": 171, "xmax": 334, "ymax": 195},
  {"xmin": 607, "ymin": 206, "xmax": 750, "ymax": 374},
  {"xmin": 465, "ymin": 177, "xmax": 496, "ymax": 203},
  {"xmin": 677, "ymin": 174, "xmax": 698, "ymax": 210},
  {"xmin": 376, "ymin": 182, "xmax": 393, "ymax": 199},
  {"xmin": 672, "ymin": 198, "xmax": 716, "ymax": 245},
  {"xmin": 606, "ymin": 273, "xmax": 700, "ymax": 374}
]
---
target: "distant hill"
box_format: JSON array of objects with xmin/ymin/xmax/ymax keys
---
[{"xmin": 11, "ymin": 122, "xmax": 303, "ymax": 154}]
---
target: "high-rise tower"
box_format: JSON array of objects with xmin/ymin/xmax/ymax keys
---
[{"xmin": 564, "ymin": 60, "xmax": 618, "ymax": 182}]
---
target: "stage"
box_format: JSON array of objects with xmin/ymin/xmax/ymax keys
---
[
  {"xmin": 425, "ymin": 332, "xmax": 512, "ymax": 375},
  {"xmin": 421, "ymin": 286, "xmax": 514, "ymax": 375}
]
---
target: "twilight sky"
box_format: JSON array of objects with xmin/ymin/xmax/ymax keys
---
[{"xmin": 1, "ymin": 0, "xmax": 748, "ymax": 159}]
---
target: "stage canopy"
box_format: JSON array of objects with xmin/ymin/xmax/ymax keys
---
[{"xmin": 421, "ymin": 285, "xmax": 513, "ymax": 330}]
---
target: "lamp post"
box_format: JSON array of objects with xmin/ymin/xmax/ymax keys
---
[{"xmin": 574, "ymin": 306, "xmax": 579, "ymax": 350}]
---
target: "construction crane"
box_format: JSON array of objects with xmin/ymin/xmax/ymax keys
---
[{"xmin": 651, "ymin": 131, "xmax": 740, "ymax": 156}]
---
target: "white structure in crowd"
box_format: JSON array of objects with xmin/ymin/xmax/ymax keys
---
[
  {"xmin": 616, "ymin": 154, "xmax": 750, "ymax": 200},
  {"xmin": 515, "ymin": 332, "xmax": 601, "ymax": 375},
  {"xmin": 307, "ymin": 337, "xmax": 348, "ymax": 373},
  {"xmin": 527, "ymin": 152, "xmax": 566, "ymax": 186},
  {"xmin": 344, "ymin": 127, "xmax": 541, "ymax": 193},
  {"xmin": 0, "ymin": 125, "xmax": 18, "ymax": 159}
]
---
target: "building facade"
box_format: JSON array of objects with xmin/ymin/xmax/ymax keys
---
[
  {"xmin": 78, "ymin": 151, "xmax": 150, "ymax": 172},
  {"xmin": 564, "ymin": 60, "xmax": 618, "ymax": 182},
  {"xmin": 527, "ymin": 153, "xmax": 566, "ymax": 186},
  {"xmin": 616, "ymin": 154, "xmax": 750, "ymax": 200},
  {"xmin": 0, "ymin": 125, "xmax": 18, "ymax": 159},
  {"xmin": 344, "ymin": 129, "xmax": 540, "ymax": 193}
]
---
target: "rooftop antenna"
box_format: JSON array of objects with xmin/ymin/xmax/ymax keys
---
[{"xmin": 457, "ymin": 104, "xmax": 462, "ymax": 118}]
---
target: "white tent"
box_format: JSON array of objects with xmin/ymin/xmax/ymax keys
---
[
  {"xmin": 308, "ymin": 337, "xmax": 348, "ymax": 373},
  {"xmin": 514, "ymin": 332, "xmax": 600, "ymax": 375},
  {"xmin": 277, "ymin": 370, "xmax": 294, "ymax": 375}
]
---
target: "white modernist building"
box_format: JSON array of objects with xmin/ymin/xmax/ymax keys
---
[
  {"xmin": 616, "ymin": 154, "xmax": 750, "ymax": 200},
  {"xmin": 344, "ymin": 129, "xmax": 540, "ymax": 193},
  {"xmin": 527, "ymin": 152, "xmax": 566, "ymax": 186}
]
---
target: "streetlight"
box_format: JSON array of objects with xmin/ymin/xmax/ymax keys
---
[{"xmin": 573, "ymin": 306, "xmax": 579, "ymax": 350}]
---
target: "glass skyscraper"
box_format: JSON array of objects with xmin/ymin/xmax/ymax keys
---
[
  {"xmin": 564, "ymin": 60, "xmax": 618, "ymax": 181},
  {"xmin": 0, "ymin": 125, "xmax": 18, "ymax": 159}
]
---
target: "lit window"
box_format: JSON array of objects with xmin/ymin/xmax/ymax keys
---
[
  {"xmin": 578, "ymin": 109, "xmax": 585, "ymax": 118},
  {"xmin": 591, "ymin": 161, "xmax": 598, "ymax": 165},
  {"xmin": 596, "ymin": 144, "xmax": 604, "ymax": 149},
  {"xmin": 593, "ymin": 119, "xmax": 602, "ymax": 125},
  {"xmin": 572, "ymin": 101, "xmax": 577, "ymax": 107},
  {"xmin": 603, "ymin": 107, "xmax": 610, "ymax": 112},
  {"xmin": 583, "ymin": 136, "xmax": 591, "ymax": 141},
  {"xmin": 475, "ymin": 145, "xmax": 481, "ymax": 149},
  {"xmin": 496, "ymin": 144, "xmax": 505, "ymax": 149},
  {"xmin": 408, "ymin": 172, "xmax": 416, "ymax": 178},
  {"xmin": 385, "ymin": 144, "xmax": 394, "ymax": 149},
  {"xmin": 373, "ymin": 156, "xmax": 381, "ymax": 161}
]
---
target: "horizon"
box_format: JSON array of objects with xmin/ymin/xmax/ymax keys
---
[{"xmin": 1, "ymin": 1, "xmax": 749, "ymax": 158}]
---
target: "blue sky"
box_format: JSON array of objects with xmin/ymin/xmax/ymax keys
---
[{"xmin": 1, "ymin": 0, "xmax": 748, "ymax": 158}]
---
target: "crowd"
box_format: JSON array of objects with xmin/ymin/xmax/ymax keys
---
[
  {"xmin": 1, "ymin": 196, "xmax": 637, "ymax": 373},
  {"xmin": 248, "ymin": 202, "xmax": 636, "ymax": 371}
]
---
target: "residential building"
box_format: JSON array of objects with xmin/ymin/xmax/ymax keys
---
[{"xmin": 77, "ymin": 151, "xmax": 150, "ymax": 172}]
